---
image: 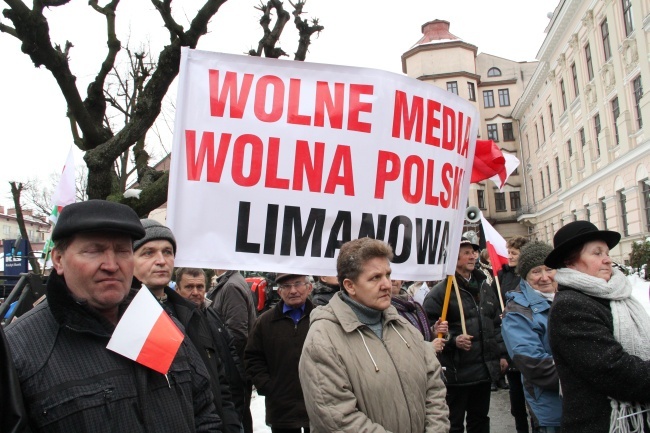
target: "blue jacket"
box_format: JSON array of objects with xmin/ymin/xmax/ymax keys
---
[{"xmin": 502, "ymin": 280, "xmax": 562, "ymax": 427}]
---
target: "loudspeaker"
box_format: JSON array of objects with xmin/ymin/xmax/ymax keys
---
[{"xmin": 465, "ymin": 206, "xmax": 481, "ymax": 223}]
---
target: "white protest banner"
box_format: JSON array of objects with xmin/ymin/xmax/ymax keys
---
[{"xmin": 167, "ymin": 48, "xmax": 479, "ymax": 281}]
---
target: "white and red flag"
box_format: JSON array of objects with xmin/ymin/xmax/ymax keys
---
[
  {"xmin": 107, "ymin": 287, "xmax": 185, "ymax": 374},
  {"xmin": 489, "ymin": 152, "xmax": 520, "ymax": 190},
  {"xmin": 480, "ymin": 211, "xmax": 509, "ymax": 276},
  {"xmin": 48, "ymin": 146, "xmax": 76, "ymax": 224}
]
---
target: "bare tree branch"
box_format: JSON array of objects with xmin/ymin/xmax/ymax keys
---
[
  {"xmin": 250, "ymin": 0, "xmax": 290, "ymax": 58},
  {"xmin": 0, "ymin": 21, "xmax": 19, "ymax": 38},
  {"xmin": 290, "ymin": 0, "xmax": 323, "ymax": 61}
]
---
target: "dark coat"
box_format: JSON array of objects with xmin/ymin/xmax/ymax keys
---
[
  {"xmin": 203, "ymin": 304, "xmax": 247, "ymax": 423},
  {"xmin": 549, "ymin": 286, "xmax": 650, "ymax": 433},
  {"xmin": 423, "ymin": 270, "xmax": 505, "ymax": 386},
  {"xmin": 207, "ymin": 271, "xmax": 257, "ymax": 362},
  {"xmin": 244, "ymin": 299, "xmax": 313, "ymax": 429},
  {"xmin": 161, "ymin": 287, "xmax": 241, "ymax": 433},
  {"xmin": 494, "ymin": 265, "xmax": 520, "ymax": 305},
  {"xmin": 0, "ymin": 326, "xmax": 30, "ymax": 433},
  {"xmin": 4, "ymin": 271, "xmax": 219, "ymax": 433}
]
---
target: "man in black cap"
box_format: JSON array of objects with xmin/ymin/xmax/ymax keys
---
[
  {"xmin": 133, "ymin": 219, "xmax": 242, "ymax": 433},
  {"xmin": 3, "ymin": 200, "xmax": 219, "ymax": 433},
  {"xmin": 245, "ymin": 273, "xmax": 314, "ymax": 433},
  {"xmin": 423, "ymin": 237, "xmax": 506, "ymax": 433}
]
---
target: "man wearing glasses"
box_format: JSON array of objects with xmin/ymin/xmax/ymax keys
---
[{"xmin": 244, "ymin": 274, "xmax": 314, "ymax": 433}]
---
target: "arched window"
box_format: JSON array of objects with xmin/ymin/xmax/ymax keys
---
[{"xmin": 487, "ymin": 67, "xmax": 502, "ymax": 77}]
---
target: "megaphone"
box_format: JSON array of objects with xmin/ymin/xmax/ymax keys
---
[{"xmin": 465, "ymin": 206, "xmax": 481, "ymax": 224}]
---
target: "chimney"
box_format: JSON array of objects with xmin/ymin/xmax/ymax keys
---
[
  {"xmin": 0, "ymin": 206, "xmax": 4, "ymax": 214},
  {"xmin": 8, "ymin": 207, "xmax": 16, "ymax": 216}
]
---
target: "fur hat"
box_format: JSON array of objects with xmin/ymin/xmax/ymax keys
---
[
  {"xmin": 52, "ymin": 200, "xmax": 145, "ymax": 241},
  {"xmin": 133, "ymin": 219, "xmax": 177, "ymax": 254},
  {"xmin": 516, "ymin": 241, "xmax": 554, "ymax": 279},
  {"xmin": 544, "ymin": 221, "xmax": 620, "ymax": 268}
]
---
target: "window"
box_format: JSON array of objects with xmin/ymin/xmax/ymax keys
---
[
  {"xmin": 487, "ymin": 67, "xmax": 502, "ymax": 77},
  {"xmin": 611, "ymin": 97, "xmax": 620, "ymax": 146},
  {"xmin": 503, "ymin": 122, "xmax": 514, "ymax": 141},
  {"xmin": 600, "ymin": 197, "xmax": 608, "ymax": 229},
  {"xmin": 510, "ymin": 191, "xmax": 521, "ymax": 211},
  {"xmin": 498, "ymin": 89, "xmax": 510, "ymax": 106},
  {"xmin": 580, "ymin": 128, "xmax": 586, "ymax": 147},
  {"xmin": 633, "ymin": 75, "xmax": 643, "ymax": 129},
  {"xmin": 585, "ymin": 43, "xmax": 594, "ymax": 81},
  {"xmin": 641, "ymin": 180, "xmax": 650, "ymax": 231},
  {"xmin": 495, "ymin": 192, "xmax": 506, "ymax": 211},
  {"xmin": 555, "ymin": 157, "xmax": 562, "ymax": 188},
  {"xmin": 540, "ymin": 116, "xmax": 546, "ymax": 142},
  {"xmin": 571, "ymin": 63, "xmax": 580, "ymax": 97},
  {"xmin": 618, "ymin": 190, "xmax": 629, "ymax": 236},
  {"xmin": 601, "ymin": 20, "xmax": 612, "ymax": 60},
  {"xmin": 594, "ymin": 114, "xmax": 602, "ymax": 157},
  {"xmin": 447, "ymin": 81, "xmax": 458, "ymax": 95},
  {"xmin": 560, "ymin": 79, "xmax": 567, "ymax": 111},
  {"xmin": 2, "ymin": 225, "xmax": 10, "ymax": 235},
  {"xmin": 546, "ymin": 165, "xmax": 553, "ymax": 193},
  {"xmin": 540, "ymin": 171, "xmax": 546, "ymax": 197},
  {"xmin": 487, "ymin": 123, "xmax": 499, "ymax": 141},
  {"xmin": 549, "ymin": 104, "xmax": 555, "ymax": 132},
  {"xmin": 477, "ymin": 190, "xmax": 486, "ymax": 209},
  {"xmin": 483, "ymin": 90, "xmax": 495, "ymax": 108},
  {"xmin": 535, "ymin": 124, "xmax": 540, "ymax": 147},
  {"xmin": 622, "ymin": 0, "xmax": 634, "ymax": 37},
  {"xmin": 585, "ymin": 204, "xmax": 591, "ymax": 222},
  {"xmin": 468, "ymin": 82, "xmax": 476, "ymax": 101},
  {"xmin": 567, "ymin": 139, "xmax": 573, "ymax": 157}
]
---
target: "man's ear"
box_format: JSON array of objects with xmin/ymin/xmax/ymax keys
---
[{"xmin": 51, "ymin": 249, "xmax": 64, "ymax": 275}]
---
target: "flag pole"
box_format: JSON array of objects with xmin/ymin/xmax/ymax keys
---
[
  {"xmin": 451, "ymin": 276, "xmax": 467, "ymax": 335},
  {"xmin": 494, "ymin": 275, "xmax": 505, "ymax": 311},
  {"xmin": 437, "ymin": 275, "xmax": 453, "ymax": 339}
]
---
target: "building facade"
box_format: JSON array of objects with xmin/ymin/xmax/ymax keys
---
[
  {"xmin": 401, "ymin": 20, "xmax": 537, "ymax": 239},
  {"xmin": 513, "ymin": 0, "xmax": 650, "ymax": 264},
  {"xmin": 0, "ymin": 206, "xmax": 50, "ymax": 251}
]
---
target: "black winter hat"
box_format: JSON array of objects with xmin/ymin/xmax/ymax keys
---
[
  {"xmin": 516, "ymin": 241, "xmax": 554, "ymax": 279},
  {"xmin": 544, "ymin": 220, "xmax": 620, "ymax": 268},
  {"xmin": 460, "ymin": 237, "xmax": 480, "ymax": 251},
  {"xmin": 52, "ymin": 200, "xmax": 145, "ymax": 241},
  {"xmin": 133, "ymin": 219, "xmax": 177, "ymax": 254}
]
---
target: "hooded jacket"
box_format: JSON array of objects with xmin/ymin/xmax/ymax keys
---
[
  {"xmin": 310, "ymin": 280, "xmax": 339, "ymax": 306},
  {"xmin": 502, "ymin": 280, "xmax": 561, "ymax": 427},
  {"xmin": 4, "ymin": 271, "xmax": 219, "ymax": 433},
  {"xmin": 298, "ymin": 292, "xmax": 449, "ymax": 433},
  {"xmin": 423, "ymin": 270, "xmax": 505, "ymax": 385}
]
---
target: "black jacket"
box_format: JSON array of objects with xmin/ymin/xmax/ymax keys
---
[
  {"xmin": 423, "ymin": 270, "xmax": 505, "ymax": 386},
  {"xmin": 244, "ymin": 299, "xmax": 313, "ymax": 428},
  {"xmin": 203, "ymin": 303, "xmax": 247, "ymax": 423},
  {"xmin": 160, "ymin": 286, "xmax": 241, "ymax": 433},
  {"xmin": 549, "ymin": 287, "xmax": 650, "ymax": 433},
  {"xmin": 0, "ymin": 326, "xmax": 30, "ymax": 433},
  {"xmin": 494, "ymin": 265, "xmax": 520, "ymax": 305},
  {"xmin": 4, "ymin": 271, "xmax": 219, "ymax": 433}
]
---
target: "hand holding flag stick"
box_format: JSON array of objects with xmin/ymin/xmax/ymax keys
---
[{"xmin": 437, "ymin": 275, "xmax": 468, "ymax": 338}]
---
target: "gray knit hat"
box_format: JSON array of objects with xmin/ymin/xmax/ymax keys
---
[
  {"xmin": 516, "ymin": 241, "xmax": 554, "ymax": 279},
  {"xmin": 133, "ymin": 219, "xmax": 177, "ymax": 254}
]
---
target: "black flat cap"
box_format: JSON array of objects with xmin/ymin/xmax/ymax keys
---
[
  {"xmin": 52, "ymin": 200, "xmax": 145, "ymax": 241},
  {"xmin": 460, "ymin": 237, "xmax": 480, "ymax": 251}
]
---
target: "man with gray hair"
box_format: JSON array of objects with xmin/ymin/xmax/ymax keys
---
[
  {"xmin": 4, "ymin": 200, "xmax": 219, "ymax": 432},
  {"xmin": 133, "ymin": 219, "xmax": 241, "ymax": 433},
  {"xmin": 299, "ymin": 237, "xmax": 449, "ymax": 433}
]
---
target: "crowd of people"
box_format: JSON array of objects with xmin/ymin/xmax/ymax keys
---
[{"xmin": 1, "ymin": 199, "xmax": 650, "ymax": 433}]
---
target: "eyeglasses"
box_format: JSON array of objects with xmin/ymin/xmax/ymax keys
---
[{"xmin": 278, "ymin": 281, "xmax": 308, "ymax": 290}]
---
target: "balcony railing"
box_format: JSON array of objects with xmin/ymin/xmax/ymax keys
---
[{"xmin": 516, "ymin": 204, "xmax": 537, "ymax": 217}]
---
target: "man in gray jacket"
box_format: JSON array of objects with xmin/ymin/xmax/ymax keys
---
[{"xmin": 4, "ymin": 200, "xmax": 219, "ymax": 433}]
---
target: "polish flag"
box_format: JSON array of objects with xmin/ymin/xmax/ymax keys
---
[
  {"xmin": 489, "ymin": 152, "xmax": 520, "ymax": 190},
  {"xmin": 107, "ymin": 287, "xmax": 185, "ymax": 374},
  {"xmin": 470, "ymin": 140, "xmax": 505, "ymax": 184},
  {"xmin": 48, "ymin": 147, "xmax": 77, "ymax": 224},
  {"xmin": 480, "ymin": 212, "xmax": 509, "ymax": 277}
]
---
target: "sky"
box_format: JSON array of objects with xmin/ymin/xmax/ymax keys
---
[{"xmin": 0, "ymin": 0, "xmax": 560, "ymax": 209}]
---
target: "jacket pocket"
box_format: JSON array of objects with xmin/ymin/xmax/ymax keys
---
[{"xmin": 30, "ymin": 376, "xmax": 137, "ymax": 431}]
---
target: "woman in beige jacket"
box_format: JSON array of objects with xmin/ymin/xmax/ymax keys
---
[{"xmin": 298, "ymin": 238, "xmax": 450, "ymax": 433}]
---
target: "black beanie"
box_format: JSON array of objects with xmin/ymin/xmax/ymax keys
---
[{"xmin": 133, "ymin": 219, "xmax": 177, "ymax": 254}]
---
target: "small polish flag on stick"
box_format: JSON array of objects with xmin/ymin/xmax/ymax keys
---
[
  {"xmin": 480, "ymin": 212, "xmax": 509, "ymax": 311},
  {"xmin": 107, "ymin": 287, "xmax": 185, "ymax": 374}
]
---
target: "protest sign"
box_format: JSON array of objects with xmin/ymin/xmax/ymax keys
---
[{"xmin": 167, "ymin": 48, "xmax": 479, "ymax": 280}]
